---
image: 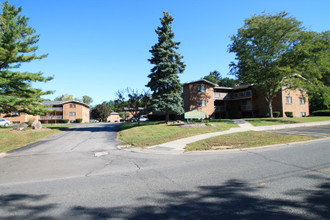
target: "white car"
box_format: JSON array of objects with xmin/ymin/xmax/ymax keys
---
[{"xmin": 0, "ymin": 118, "xmax": 12, "ymax": 127}]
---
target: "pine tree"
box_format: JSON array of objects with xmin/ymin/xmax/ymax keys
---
[
  {"xmin": 0, "ymin": 1, "xmax": 52, "ymax": 116},
  {"xmin": 147, "ymin": 12, "xmax": 185, "ymax": 123}
]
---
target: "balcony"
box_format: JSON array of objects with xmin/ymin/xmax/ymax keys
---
[
  {"xmin": 215, "ymin": 106, "xmax": 225, "ymax": 111},
  {"xmin": 45, "ymin": 107, "xmax": 63, "ymax": 111},
  {"xmin": 231, "ymin": 90, "xmax": 253, "ymax": 100},
  {"xmin": 214, "ymin": 92, "xmax": 230, "ymax": 100},
  {"xmin": 241, "ymin": 105, "xmax": 253, "ymax": 111},
  {"xmin": 40, "ymin": 116, "xmax": 63, "ymax": 120}
]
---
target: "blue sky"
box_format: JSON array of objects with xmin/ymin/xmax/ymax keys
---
[{"xmin": 6, "ymin": 0, "xmax": 330, "ymax": 106}]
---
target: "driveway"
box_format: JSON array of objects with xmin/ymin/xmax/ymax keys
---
[
  {"xmin": 265, "ymin": 124, "xmax": 330, "ymax": 138},
  {"xmin": 1, "ymin": 123, "xmax": 124, "ymax": 184}
]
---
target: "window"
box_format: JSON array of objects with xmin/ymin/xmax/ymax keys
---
[
  {"xmin": 12, "ymin": 112, "xmax": 20, "ymax": 116},
  {"xmin": 69, "ymin": 112, "xmax": 76, "ymax": 116},
  {"xmin": 198, "ymin": 100, "xmax": 206, "ymax": 107},
  {"xmin": 70, "ymin": 104, "xmax": 76, "ymax": 108},
  {"xmin": 198, "ymin": 85, "xmax": 206, "ymax": 92},
  {"xmin": 301, "ymin": 112, "xmax": 306, "ymax": 117},
  {"xmin": 286, "ymin": 96, "xmax": 292, "ymax": 104},
  {"xmin": 300, "ymin": 97, "xmax": 305, "ymax": 104}
]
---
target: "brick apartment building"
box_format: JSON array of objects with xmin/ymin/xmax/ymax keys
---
[
  {"xmin": 0, "ymin": 100, "xmax": 90, "ymax": 124},
  {"xmin": 0, "ymin": 112, "xmax": 40, "ymax": 125},
  {"xmin": 40, "ymin": 101, "xmax": 90, "ymax": 123},
  {"xmin": 183, "ymin": 79, "xmax": 309, "ymax": 119}
]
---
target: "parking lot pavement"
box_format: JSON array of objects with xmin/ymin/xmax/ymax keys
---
[{"xmin": 264, "ymin": 125, "xmax": 330, "ymax": 139}]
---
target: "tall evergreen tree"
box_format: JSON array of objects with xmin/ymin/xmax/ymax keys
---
[
  {"xmin": 0, "ymin": 1, "xmax": 52, "ymax": 116},
  {"xmin": 147, "ymin": 12, "xmax": 185, "ymax": 123}
]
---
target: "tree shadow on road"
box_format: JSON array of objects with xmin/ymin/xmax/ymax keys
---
[
  {"xmin": 68, "ymin": 177, "xmax": 330, "ymax": 219},
  {"xmin": 0, "ymin": 194, "xmax": 57, "ymax": 219},
  {"xmin": 1, "ymin": 175, "xmax": 329, "ymax": 219}
]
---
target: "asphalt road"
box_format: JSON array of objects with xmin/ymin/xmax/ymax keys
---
[
  {"xmin": 265, "ymin": 124, "xmax": 330, "ymax": 138},
  {"xmin": 0, "ymin": 123, "xmax": 329, "ymax": 219}
]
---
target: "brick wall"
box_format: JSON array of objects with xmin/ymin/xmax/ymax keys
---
[
  {"xmin": 63, "ymin": 103, "xmax": 90, "ymax": 122},
  {"xmin": 282, "ymin": 87, "xmax": 309, "ymax": 117},
  {"xmin": 183, "ymin": 82, "xmax": 214, "ymax": 118},
  {"xmin": 0, "ymin": 112, "xmax": 39, "ymax": 124}
]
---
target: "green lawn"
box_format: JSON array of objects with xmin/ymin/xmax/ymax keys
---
[
  {"xmin": 244, "ymin": 116, "xmax": 330, "ymax": 126},
  {"xmin": 118, "ymin": 120, "xmax": 238, "ymax": 147},
  {"xmin": 0, "ymin": 124, "xmax": 73, "ymax": 153},
  {"xmin": 185, "ymin": 131, "xmax": 314, "ymax": 151}
]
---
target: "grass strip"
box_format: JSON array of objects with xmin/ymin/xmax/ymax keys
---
[
  {"xmin": 118, "ymin": 120, "xmax": 238, "ymax": 147},
  {"xmin": 245, "ymin": 116, "xmax": 330, "ymax": 126},
  {"xmin": 185, "ymin": 131, "xmax": 314, "ymax": 151},
  {"xmin": 0, "ymin": 124, "xmax": 73, "ymax": 153}
]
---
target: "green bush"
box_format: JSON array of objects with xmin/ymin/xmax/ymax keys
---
[
  {"xmin": 273, "ymin": 111, "xmax": 280, "ymax": 117},
  {"xmin": 285, "ymin": 112, "xmax": 293, "ymax": 118},
  {"xmin": 312, "ymin": 109, "xmax": 330, "ymax": 116},
  {"xmin": 62, "ymin": 119, "xmax": 69, "ymax": 123},
  {"xmin": 75, "ymin": 118, "xmax": 83, "ymax": 123},
  {"xmin": 27, "ymin": 117, "xmax": 36, "ymax": 127}
]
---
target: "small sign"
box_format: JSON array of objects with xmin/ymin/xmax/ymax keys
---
[{"xmin": 184, "ymin": 110, "xmax": 206, "ymax": 120}]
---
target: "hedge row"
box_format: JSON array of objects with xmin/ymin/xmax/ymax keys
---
[{"xmin": 312, "ymin": 109, "xmax": 330, "ymax": 116}]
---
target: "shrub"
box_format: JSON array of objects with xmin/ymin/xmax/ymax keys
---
[
  {"xmin": 312, "ymin": 109, "xmax": 330, "ymax": 116},
  {"xmin": 27, "ymin": 117, "xmax": 36, "ymax": 127},
  {"xmin": 62, "ymin": 119, "xmax": 69, "ymax": 123},
  {"xmin": 273, "ymin": 111, "xmax": 280, "ymax": 117},
  {"xmin": 285, "ymin": 112, "xmax": 293, "ymax": 117},
  {"xmin": 75, "ymin": 118, "xmax": 83, "ymax": 123}
]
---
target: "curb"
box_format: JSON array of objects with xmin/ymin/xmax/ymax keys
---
[
  {"xmin": 183, "ymin": 137, "xmax": 330, "ymax": 154},
  {"xmin": 132, "ymin": 121, "xmax": 330, "ymax": 154}
]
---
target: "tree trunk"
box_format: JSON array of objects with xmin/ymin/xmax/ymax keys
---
[
  {"xmin": 165, "ymin": 111, "xmax": 169, "ymax": 123},
  {"xmin": 267, "ymin": 100, "xmax": 273, "ymax": 118}
]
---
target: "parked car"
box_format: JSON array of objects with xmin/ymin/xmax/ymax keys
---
[
  {"xmin": 139, "ymin": 117, "xmax": 149, "ymax": 122},
  {"xmin": 90, "ymin": 119, "xmax": 99, "ymax": 123},
  {"xmin": 129, "ymin": 118, "xmax": 137, "ymax": 122},
  {"xmin": 0, "ymin": 118, "xmax": 12, "ymax": 127},
  {"xmin": 130, "ymin": 117, "xmax": 149, "ymax": 122}
]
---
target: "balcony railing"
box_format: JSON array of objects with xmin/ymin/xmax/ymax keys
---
[
  {"xmin": 241, "ymin": 105, "xmax": 253, "ymax": 111},
  {"xmin": 215, "ymin": 106, "xmax": 225, "ymax": 111},
  {"xmin": 214, "ymin": 92, "xmax": 230, "ymax": 99},
  {"xmin": 40, "ymin": 116, "xmax": 63, "ymax": 120},
  {"xmin": 45, "ymin": 107, "xmax": 63, "ymax": 111},
  {"xmin": 214, "ymin": 90, "xmax": 254, "ymax": 100}
]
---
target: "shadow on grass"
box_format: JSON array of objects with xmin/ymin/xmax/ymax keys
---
[
  {"xmin": 45, "ymin": 126, "xmax": 72, "ymax": 131},
  {"xmin": 118, "ymin": 121, "xmax": 166, "ymax": 132},
  {"xmin": 1, "ymin": 176, "xmax": 328, "ymax": 219}
]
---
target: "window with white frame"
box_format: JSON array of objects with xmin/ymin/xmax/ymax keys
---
[
  {"xmin": 12, "ymin": 112, "xmax": 20, "ymax": 116},
  {"xmin": 300, "ymin": 97, "xmax": 305, "ymax": 104},
  {"xmin": 286, "ymin": 96, "xmax": 292, "ymax": 104},
  {"xmin": 198, "ymin": 85, "xmax": 206, "ymax": 92},
  {"xmin": 301, "ymin": 112, "xmax": 306, "ymax": 117},
  {"xmin": 69, "ymin": 112, "xmax": 76, "ymax": 116},
  {"xmin": 198, "ymin": 100, "xmax": 206, "ymax": 107}
]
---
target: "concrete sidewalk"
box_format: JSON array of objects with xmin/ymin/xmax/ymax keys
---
[{"xmin": 129, "ymin": 120, "xmax": 330, "ymax": 154}]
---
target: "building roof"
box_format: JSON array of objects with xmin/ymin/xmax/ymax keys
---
[
  {"xmin": 183, "ymin": 79, "xmax": 219, "ymax": 87},
  {"xmin": 42, "ymin": 100, "xmax": 90, "ymax": 108}
]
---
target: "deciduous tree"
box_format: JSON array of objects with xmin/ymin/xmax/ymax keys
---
[
  {"xmin": 285, "ymin": 30, "xmax": 330, "ymax": 111},
  {"xmin": 229, "ymin": 11, "xmax": 303, "ymax": 117},
  {"xmin": 90, "ymin": 104, "xmax": 111, "ymax": 122},
  {"xmin": 147, "ymin": 12, "xmax": 185, "ymax": 123},
  {"xmin": 82, "ymin": 95, "xmax": 93, "ymax": 106},
  {"xmin": 116, "ymin": 88, "xmax": 150, "ymax": 125}
]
